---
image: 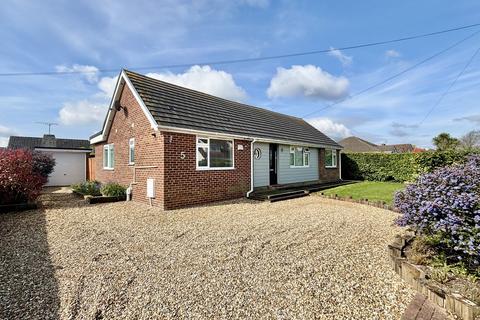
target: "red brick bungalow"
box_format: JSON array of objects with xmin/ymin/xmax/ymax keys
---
[{"xmin": 90, "ymin": 70, "xmax": 343, "ymax": 209}]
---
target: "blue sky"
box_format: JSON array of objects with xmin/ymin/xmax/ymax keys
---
[{"xmin": 1, "ymin": 0, "xmax": 480, "ymax": 147}]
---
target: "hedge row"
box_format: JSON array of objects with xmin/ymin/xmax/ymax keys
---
[{"xmin": 341, "ymin": 150, "xmax": 478, "ymax": 182}]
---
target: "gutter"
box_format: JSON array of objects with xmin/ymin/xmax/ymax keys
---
[{"xmin": 246, "ymin": 139, "xmax": 257, "ymax": 198}]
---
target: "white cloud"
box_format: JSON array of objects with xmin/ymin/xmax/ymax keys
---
[
  {"xmin": 97, "ymin": 76, "xmax": 118, "ymax": 98},
  {"xmin": 267, "ymin": 65, "xmax": 349, "ymax": 100},
  {"xmin": 0, "ymin": 125, "xmax": 15, "ymax": 136},
  {"xmin": 0, "ymin": 137, "xmax": 8, "ymax": 147},
  {"xmin": 385, "ymin": 50, "xmax": 401, "ymax": 58},
  {"xmin": 0, "ymin": 125, "xmax": 17, "ymax": 147},
  {"xmin": 239, "ymin": 0, "xmax": 269, "ymax": 8},
  {"xmin": 59, "ymin": 100, "xmax": 107, "ymax": 125},
  {"xmin": 328, "ymin": 47, "xmax": 352, "ymax": 66},
  {"xmin": 391, "ymin": 122, "xmax": 418, "ymax": 129},
  {"xmin": 147, "ymin": 65, "xmax": 246, "ymax": 102},
  {"xmin": 55, "ymin": 64, "xmax": 99, "ymax": 83},
  {"xmin": 454, "ymin": 114, "xmax": 480, "ymax": 124},
  {"xmin": 307, "ymin": 117, "xmax": 351, "ymax": 139},
  {"xmin": 57, "ymin": 70, "xmax": 118, "ymax": 126}
]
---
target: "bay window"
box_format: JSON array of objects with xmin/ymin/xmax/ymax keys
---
[
  {"xmin": 289, "ymin": 146, "xmax": 310, "ymax": 168},
  {"xmin": 103, "ymin": 144, "xmax": 115, "ymax": 169},
  {"xmin": 197, "ymin": 137, "xmax": 234, "ymax": 169},
  {"xmin": 325, "ymin": 149, "xmax": 337, "ymax": 168}
]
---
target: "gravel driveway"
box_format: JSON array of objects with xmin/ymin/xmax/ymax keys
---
[{"xmin": 0, "ymin": 191, "xmax": 414, "ymax": 319}]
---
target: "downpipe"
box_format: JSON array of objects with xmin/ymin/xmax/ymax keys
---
[{"xmin": 246, "ymin": 139, "xmax": 257, "ymax": 198}]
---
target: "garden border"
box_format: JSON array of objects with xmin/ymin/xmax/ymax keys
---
[
  {"xmin": 72, "ymin": 190, "xmax": 126, "ymax": 204},
  {"xmin": 316, "ymin": 192, "xmax": 398, "ymax": 212},
  {"xmin": 388, "ymin": 235, "xmax": 480, "ymax": 320}
]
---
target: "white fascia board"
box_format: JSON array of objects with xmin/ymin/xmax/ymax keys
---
[
  {"xmin": 157, "ymin": 125, "xmax": 342, "ymax": 149},
  {"xmin": 35, "ymin": 148, "xmax": 92, "ymax": 153},
  {"xmin": 90, "ymin": 135, "xmax": 104, "ymax": 144},
  {"xmin": 89, "ymin": 70, "xmax": 159, "ymax": 145}
]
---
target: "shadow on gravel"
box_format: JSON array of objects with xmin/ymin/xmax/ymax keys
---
[{"xmin": 0, "ymin": 209, "xmax": 60, "ymax": 319}]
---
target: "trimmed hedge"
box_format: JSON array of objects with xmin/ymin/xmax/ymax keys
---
[{"xmin": 341, "ymin": 150, "xmax": 478, "ymax": 182}]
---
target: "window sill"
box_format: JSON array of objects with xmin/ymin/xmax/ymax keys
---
[
  {"xmin": 290, "ymin": 165, "xmax": 310, "ymax": 168},
  {"xmin": 196, "ymin": 167, "xmax": 235, "ymax": 171},
  {"xmin": 128, "ymin": 163, "xmax": 135, "ymax": 166},
  {"xmin": 325, "ymin": 166, "xmax": 337, "ymax": 169},
  {"xmin": 103, "ymin": 168, "xmax": 114, "ymax": 171}
]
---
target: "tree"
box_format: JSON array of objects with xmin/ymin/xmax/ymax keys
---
[
  {"xmin": 432, "ymin": 132, "xmax": 460, "ymax": 152},
  {"xmin": 460, "ymin": 130, "xmax": 480, "ymax": 151}
]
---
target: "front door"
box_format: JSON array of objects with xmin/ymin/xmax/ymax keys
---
[{"xmin": 269, "ymin": 144, "xmax": 278, "ymax": 185}]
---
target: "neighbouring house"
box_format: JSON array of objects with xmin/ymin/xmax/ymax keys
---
[
  {"xmin": 378, "ymin": 143, "xmax": 414, "ymax": 153},
  {"xmin": 337, "ymin": 136, "xmax": 381, "ymax": 153},
  {"xmin": 412, "ymin": 147, "xmax": 427, "ymax": 153},
  {"xmin": 90, "ymin": 70, "xmax": 343, "ymax": 210},
  {"xmin": 7, "ymin": 135, "xmax": 91, "ymax": 186},
  {"xmin": 338, "ymin": 136, "xmax": 415, "ymax": 153}
]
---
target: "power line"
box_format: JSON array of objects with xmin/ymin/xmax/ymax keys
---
[
  {"xmin": 301, "ymin": 30, "xmax": 480, "ymax": 119},
  {"xmin": 1, "ymin": 23, "xmax": 480, "ymax": 77},
  {"xmin": 417, "ymin": 45, "xmax": 480, "ymax": 126}
]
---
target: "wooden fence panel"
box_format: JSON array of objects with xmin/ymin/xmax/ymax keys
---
[{"xmin": 86, "ymin": 156, "xmax": 95, "ymax": 181}]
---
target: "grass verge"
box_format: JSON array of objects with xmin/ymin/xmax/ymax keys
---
[{"xmin": 321, "ymin": 181, "xmax": 404, "ymax": 205}]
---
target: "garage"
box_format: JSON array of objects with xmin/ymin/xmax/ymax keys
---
[
  {"xmin": 36, "ymin": 149, "xmax": 90, "ymax": 186},
  {"xmin": 7, "ymin": 134, "xmax": 92, "ymax": 187}
]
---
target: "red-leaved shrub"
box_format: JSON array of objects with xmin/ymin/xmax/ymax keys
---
[{"xmin": 0, "ymin": 149, "xmax": 51, "ymax": 205}]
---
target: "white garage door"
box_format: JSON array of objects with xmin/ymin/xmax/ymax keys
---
[{"xmin": 45, "ymin": 151, "xmax": 87, "ymax": 186}]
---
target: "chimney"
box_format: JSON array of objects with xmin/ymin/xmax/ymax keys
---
[{"xmin": 41, "ymin": 134, "xmax": 56, "ymax": 147}]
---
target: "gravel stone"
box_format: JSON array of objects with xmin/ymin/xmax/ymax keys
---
[{"xmin": 0, "ymin": 191, "xmax": 414, "ymax": 319}]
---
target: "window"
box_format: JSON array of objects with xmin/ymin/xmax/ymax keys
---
[
  {"xmin": 289, "ymin": 146, "xmax": 310, "ymax": 168},
  {"xmin": 128, "ymin": 138, "xmax": 135, "ymax": 164},
  {"xmin": 196, "ymin": 137, "xmax": 234, "ymax": 169},
  {"xmin": 103, "ymin": 144, "xmax": 115, "ymax": 169},
  {"xmin": 325, "ymin": 149, "xmax": 337, "ymax": 168}
]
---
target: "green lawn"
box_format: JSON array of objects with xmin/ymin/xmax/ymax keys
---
[{"xmin": 321, "ymin": 181, "xmax": 405, "ymax": 205}]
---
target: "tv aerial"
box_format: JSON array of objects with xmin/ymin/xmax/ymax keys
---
[{"xmin": 36, "ymin": 122, "xmax": 58, "ymax": 134}]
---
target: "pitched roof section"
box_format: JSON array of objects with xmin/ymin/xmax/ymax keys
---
[
  {"xmin": 338, "ymin": 136, "xmax": 382, "ymax": 153},
  {"xmin": 8, "ymin": 135, "xmax": 91, "ymax": 151},
  {"xmin": 124, "ymin": 70, "xmax": 341, "ymax": 148},
  {"xmin": 338, "ymin": 136, "xmax": 416, "ymax": 153},
  {"xmin": 378, "ymin": 143, "xmax": 414, "ymax": 153}
]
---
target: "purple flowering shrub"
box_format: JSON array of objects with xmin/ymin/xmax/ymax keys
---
[{"xmin": 395, "ymin": 156, "xmax": 480, "ymax": 272}]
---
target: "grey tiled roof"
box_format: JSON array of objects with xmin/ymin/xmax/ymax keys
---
[
  {"xmin": 338, "ymin": 136, "xmax": 382, "ymax": 153},
  {"xmin": 338, "ymin": 136, "xmax": 415, "ymax": 153},
  {"xmin": 125, "ymin": 70, "xmax": 342, "ymax": 148},
  {"xmin": 8, "ymin": 135, "xmax": 91, "ymax": 150},
  {"xmin": 378, "ymin": 144, "xmax": 414, "ymax": 153}
]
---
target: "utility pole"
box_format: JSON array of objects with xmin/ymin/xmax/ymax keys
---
[{"xmin": 36, "ymin": 122, "xmax": 58, "ymax": 134}]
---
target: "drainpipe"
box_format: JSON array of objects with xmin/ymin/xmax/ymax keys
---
[
  {"xmin": 339, "ymin": 149, "xmax": 342, "ymax": 180},
  {"xmin": 246, "ymin": 139, "xmax": 257, "ymax": 198}
]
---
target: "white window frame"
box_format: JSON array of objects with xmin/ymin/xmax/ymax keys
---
[
  {"xmin": 196, "ymin": 136, "xmax": 235, "ymax": 171},
  {"xmin": 289, "ymin": 146, "xmax": 310, "ymax": 168},
  {"xmin": 325, "ymin": 149, "xmax": 337, "ymax": 168},
  {"xmin": 103, "ymin": 143, "xmax": 114, "ymax": 170},
  {"xmin": 128, "ymin": 138, "xmax": 135, "ymax": 165}
]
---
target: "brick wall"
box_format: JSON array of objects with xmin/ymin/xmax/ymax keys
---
[
  {"xmin": 93, "ymin": 82, "xmax": 339, "ymax": 209},
  {"xmin": 93, "ymin": 84, "xmax": 251, "ymax": 209},
  {"xmin": 163, "ymin": 133, "xmax": 251, "ymax": 210},
  {"xmin": 94, "ymin": 85, "xmax": 165, "ymax": 207},
  {"xmin": 318, "ymin": 148, "xmax": 340, "ymax": 182}
]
